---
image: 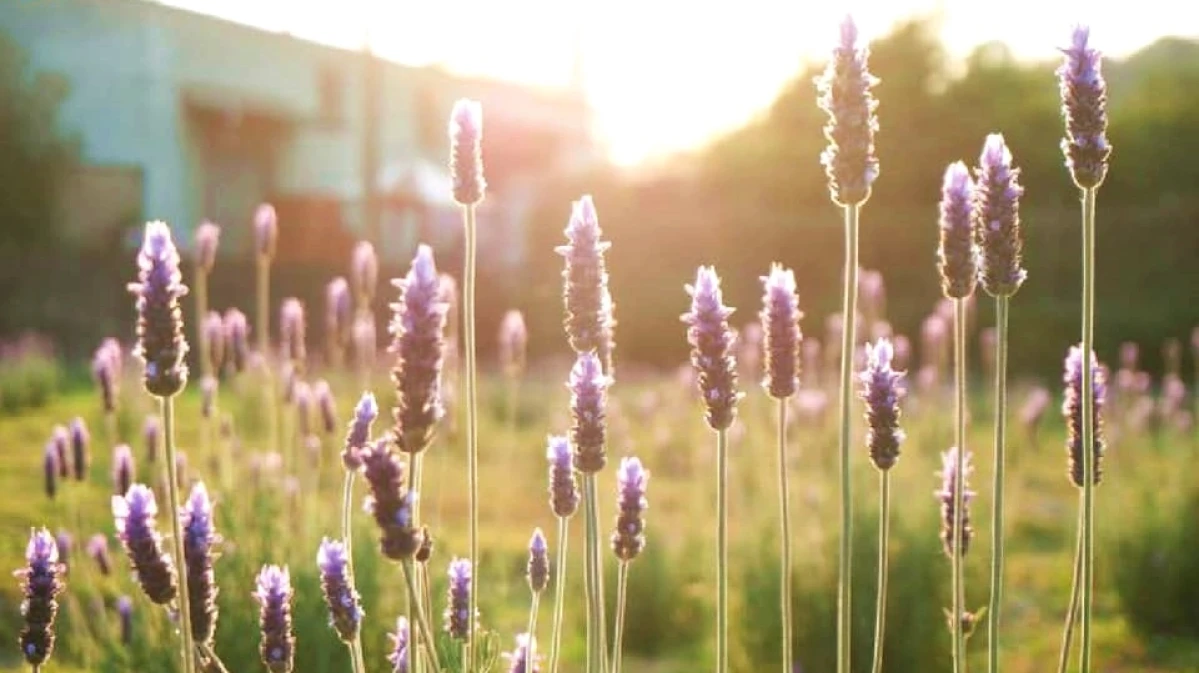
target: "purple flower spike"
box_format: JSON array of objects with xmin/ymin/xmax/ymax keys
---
[
  {"xmin": 203, "ymin": 311, "xmax": 226, "ymax": 374},
  {"xmin": 280, "ymin": 298, "xmax": 307, "ymax": 367},
  {"xmin": 444, "ymin": 557, "xmax": 475, "ymax": 640},
  {"xmin": 343, "ymin": 392, "xmax": 378, "ymax": 470},
  {"xmin": 143, "ymin": 415, "xmax": 160, "ymax": 464},
  {"xmin": 201, "ymin": 376, "xmax": 218, "ymax": 419},
  {"xmin": 816, "ymin": 15, "xmax": 880, "ymax": 206},
  {"xmin": 352, "ymin": 241, "xmax": 379, "ymax": 307},
  {"xmin": 194, "ymin": 221, "xmax": 221, "ymax": 274},
  {"xmin": 184, "ymin": 482, "xmax": 220, "ymax": 648},
  {"xmin": 760, "ymin": 264, "xmax": 804, "ymax": 399},
  {"xmin": 361, "ymin": 440, "xmax": 421, "ymax": 560},
  {"xmin": 112, "ymin": 444, "xmax": 135, "ymax": 496},
  {"xmin": 51, "ymin": 425, "xmax": 69, "ymax": 479},
  {"xmin": 1063, "ymin": 344, "xmax": 1107, "ymax": 487},
  {"xmin": 503, "ymin": 633, "xmax": 542, "ymax": 673},
  {"xmin": 87, "ymin": 534, "xmax": 111, "ymax": 576},
  {"xmin": 113, "ymin": 484, "xmax": 177, "ymax": 605},
  {"xmin": 69, "ymin": 417, "xmax": 89, "ymax": 481},
  {"xmin": 972, "ymin": 134, "xmax": 1026, "ymax": 298},
  {"xmin": 546, "ymin": 435, "xmax": 580, "ymax": 518},
  {"xmin": 54, "ymin": 531, "xmax": 72, "ymax": 572},
  {"xmin": 313, "ymin": 379, "xmax": 337, "ymax": 435},
  {"xmin": 43, "ymin": 444, "xmax": 58, "ymax": 499},
  {"xmin": 389, "ymin": 244, "xmax": 449, "ymax": 454},
  {"xmin": 16, "ymin": 528, "xmax": 65, "ymax": 666},
  {"xmin": 1058, "ymin": 25, "xmax": 1111, "ymax": 189},
  {"xmin": 223, "ymin": 308, "xmax": 250, "ymax": 374},
  {"xmin": 683, "ymin": 266, "xmax": 742, "ymax": 431},
  {"xmin": 858, "ymin": 339, "xmax": 906, "ymax": 471},
  {"xmin": 128, "ymin": 221, "xmax": 190, "ymax": 398},
  {"xmin": 92, "ymin": 345, "xmax": 119, "ymax": 413},
  {"xmin": 555, "ymin": 195, "xmax": 613, "ymax": 359},
  {"xmin": 317, "ymin": 538, "xmax": 363, "ymax": 643},
  {"xmin": 611, "ymin": 456, "xmax": 649, "ymax": 562},
  {"xmin": 527, "ymin": 528, "xmax": 549, "ymax": 593},
  {"xmin": 449, "ymin": 99, "xmax": 485, "ymax": 205},
  {"xmin": 569, "ymin": 352, "xmax": 611, "ymax": 474},
  {"xmin": 387, "ymin": 616, "xmax": 410, "ymax": 673},
  {"xmin": 935, "ymin": 447, "xmax": 975, "ymax": 557},
  {"xmin": 937, "ymin": 162, "xmax": 978, "ymax": 299},
  {"xmin": 116, "ymin": 595, "xmax": 133, "ymax": 645},
  {"xmin": 327, "ymin": 277, "xmax": 353, "ymax": 352},
  {"xmin": 255, "ymin": 564, "xmax": 295, "ymax": 673},
  {"xmin": 255, "ymin": 203, "xmax": 278, "ymax": 260}
]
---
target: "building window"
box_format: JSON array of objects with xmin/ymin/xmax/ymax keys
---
[{"xmin": 319, "ymin": 67, "xmax": 344, "ymax": 126}]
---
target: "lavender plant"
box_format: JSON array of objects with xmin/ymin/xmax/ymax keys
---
[
  {"xmin": 16, "ymin": 528, "xmax": 65, "ymax": 672},
  {"xmin": 254, "ymin": 203, "xmax": 279, "ymax": 458},
  {"xmin": 113, "ymin": 484, "xmax": 178, "ymax": 605},
  {"xmin": 327, "ymin": 277, "xmax": 353, "ymax": 367},
  {"xmin": 389, "ymin": 616, "xmax": 410, "ymax": 673},
  {"xmin": 255, "ymin": 564, "xmax": 295, "ymax": 673},
  {"xmin": 183, "ymin": 482, "xmax": 220, "ymax": 654},
  {"xmin": 112, "ymin": 444, "xmax": 134, "ymax": 496},
  {"xmin": 545, "ymin": 435, "xmax": 579, "ymax": 673},
  {"xmin": 68, "ymin": 417, "xmax": 88, "ymax": 482},
  {"xmin": 193, "ymin": 221, "xmax": 220, "ymax": 381},
  {"xmin": 525, "ymin": 528, "xmax": 549, "ymax": 673},
  {"xmin": 610, "ymin": 456, "xmax": 648, "ymax": 673},
  {"xmin": 318, "ymin": 538, "xmax": 366, "ymax": 673}
]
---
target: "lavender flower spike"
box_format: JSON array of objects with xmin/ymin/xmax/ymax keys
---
[
  {"xmin": 1063, "ymin": 344, "xmax": 1107, "ymax": 487},
  {"xmin": 16, "ymin": 528, "xmax": 65, "ymax": 666},
  {"xmin": 760, "ymin": 264, "xmax": 803, "ymax": 399},
  {"xmin": 183, "ymin": 482, "xmax": 220, "ymax": 648},
  {"xmin": 343, "ymin": 392, "xmax": 379, "ymax": 470},
  {"xmin": 69, "ymin": 417, "xmax": 89, "ymax": 481},
  {"xmin": 87, "ymin": 534, "xmax": 112, "ymax": 576},
  {"xmin": 388, "ymin": 616, "xmax": 410, "ymax": 673},
  {"xmin": 352, "ymin": 241, "xmax": 379, "ymax": 308},
  {"xmin": 555, "ymin": 196, "xmax": 613, "ymax": 357},
  {"xmin": 112, "ymin": 444, "xmax": 135, "ymax": 496},
  {"xmin": 611, "ymin": 456, "xmax": 649, "ymax": 562},
  {"xmin": 51, "ymin": 425, "xmax": 69, "ymax": 478},
  {"xmin": 444, "ymin": 557, "xmax": 475, "ymax": 639},
  {"xmin": 203, "ymin": 311, "xmax": 226, "ymax": 374},
  {"xmin": 935, "ymin": 447, "xmax": 975, "ymax": 557},
  {"xmin": 113, "ymin": 484, "xmax": 178, "ymax": 604},
  {"xmin": 546, "ymin": 434, "xmax": 580, "ymax": 518},
  {"xmin": 117, "ymin": 595, "xmax": 133, "ymax": 645},
  {"xmin": 569, "ymin": 352, "xmax": 611, "ymax": 474},
  {"xmin": 314, "ymin": 379, "xmax": 337, "ymax": 435},
  {"xmin": 43, "ymin": 444, "xmax": 58, "ymax": 499},
  {"xmin": 317, "ymin": 538, "xmax": 363, "ymax": 643},
  {"xmin": 361, "ymin": 440, "xmax": 422, "ymax": 560},
  {"xmin": 527, "ymin": 528, "xmax": 549, "ymax": 593},
  {"xmin": 1058, "ymin": 26, "xmax": 1111, "ymax": 189},
  {"xmin": 255, "ymin": 564, "xmax": 295, "ymax": 673},
  {"xmin": 327, "ymin": 277, "xmax": 353, "ymax": 348},
  {"xmin": 816, "ymin": 15, "xmax": 880, "ymax": 206},
  {"xmin": 194, "ymin": 221, "xmax": 220, "ymax": 274},
  {"xmin": 128, "ymin": 221, "xmax": 190, "ymax": 398},
  {"xmin": 972, "ymin": 134, "xmax": 1026, "ymax": 298},
  {"xmin": 389, "ymin": 244, "xmax": 449, "ymax": 454},
  {"xmin": 682, "ymin": 266, "xmax": 742, "ymax": 431},
  {"xmin": 255, "ymin": 203, "xmax": 278, "ymax": 260},
  {"xmin": 449, "ymin": 99, "xmax": 485, "ymax": 205},
  {"xmin": 937, "ymin": 162, "xmax": 978, "ymax": 299},
  {"xmin": 858, "ymin": 339, "xmax": 907, "ymax": 471},
  {"xmin": 503, "ymin": 633, "xmax": 541, "ymax": 673},
  {"xmin": 223, "ymin": 308, "xmax": 250, "ymax": 373},
  {"xmin": 280, "ymin": 298, "xmax": 307, "ymax": 366}
]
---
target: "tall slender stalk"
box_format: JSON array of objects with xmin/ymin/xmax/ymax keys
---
[
  {"xmin": 716, "ymin": 428, "xmax": 729, "ymax": 673},
  {"xmin": 161, "ymin": 398, "xmax": 196, "ymax": 673},
  {"xmin": 870, "ymin": 470, "xmax": 891, "ymax": 673},
  {"xmin": 402, "ymin": 561, "xmax": 442, "ymax": 671},
  {"xmin": 257, "ymin": 258, "xmax": 277, "ymax": 455},
  {"xmin": 776, "ymin": 399, "xmax": 794, "ymax": 673},
  {"xmin": 462, "ymin": 205, "xmax": 480, "ymax": 673},
  {"xmin": 407, "ymin": 558, "xmax": 417, "ymax": 673},
  {"xmin": 1079, "ymin": 186, "xmax": 1097, "ymax": 673},
  {"xmin": 527, "ymin": 593, "xmax": 542, "ymax": 673},
  {"xmin": 611, "ymin": 562, "xmax": 630, "ymax": 673},
  {"xmin": 412, "ymin": 454, "xmax": 427, "ymax": 673},
  {"xmin": 951, "ymin": 299, "xmax": 968, "ymax": 673},
  {"xmin": 549, "ymin": 516, "xmax": 570, "ymax": 673},
  {"xmin": 1057, "ymin": 505, "xmax": 1084, "ymax": 673},
  {"xmin": 340, "ymin": 470, "xmax": 366, "ymax": 673},
  {"xmin": 987, "ymin": 296, "xmax": 1011, "ymax": 673},
  {"xmin": 195, "ymin": 270, "xmax": 209, "ymax": 379},
  {"xmin": 836, "ymin": 202, "xmax": 860, "ymax": 673},
  {"xmin": 583, "ymin": 474, "xmax": 602, "ymax": 673}
]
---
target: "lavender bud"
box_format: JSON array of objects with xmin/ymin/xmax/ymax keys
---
[
  {"xmin": 499, "ymin": 309, "xmax": 528, "ymax": 378},
  {"xmin": 129, "ymin": 221, "xmax": 190, "ymax": 398},
  {"xmin": 415, "ymin": 526, "xmax": 434, "ymax": 564},
  {"xmin": 87, "ymin": 534, "xmax": 112, "ymax": 576},
  {"xmin": 935, "ymin": 447, "xmax": 975, "ymax": 557},
  {"xmin": 92, "ymin": 346, "xmax": 119, "ymax": 413},
  {"xmin": 361, "ymin": 440, "xmax": 421, "ymax": 560},
  {"xmin": 313, "ymin": 379, "xmax": 337, "ymax": 435},
  {"xmin": 972, "ymin": 134, "xmax": 1026, "ymax": 298},
  {"xmin": 183, "ymin": 482, "xmax": 220, "ymax": 647},
  {"xmin": 343, "ymin": 392, "xmax": 378, "ymax": 470},
  {"xmin": 67, "ymin": 417, "xmax": 89, "ymax": 481},
  {"xmin": 1058, "ymin": 26, "xmax": 1111, "ymax": 189},
  {"xmin": 194, "ymin": 221, "xmax": 221, "ymax": 274},
  {"xmin": 201, "ymin": 376, "xmax": 218, "ymax": 419},
  {"xmin": 255, "ymin": 564, "xmax": 295, "ymax": 673},
  {"xmin": 389, "ymin": 244, "xmax": 448, "ymax": 454},
  {"xmin": 503, "ymin": 633, "xmax": 541, "ymax": 673},
  {"xmin": 388, "ymin": 616, "xmax": 410, "ymax": 673},
  {"xmin": 43, "ymin": 444, "xmax": 57, "ymax": 499},
  {"xmin": 116, "ymin": 595, "xmax": 133, "ymax": 645},
  {"xmin": 113, "ymin": 484, "xmax": 177, "ymax": 605},
  {"xmin": 555, "ymin": 196, "xmax": 612, "ymax": 356},
  {"xmin": 760, "ymin": 264, "xmax": 803, "ymax": 399},
  {"xmin": 327, "ymin": 277, "xmax": 353, "ymax": 351},
  {"xmin": 16, "ymin": 528, "xmax": 65, "ymax": 666},
  {"xmin": 54, "ymin": 531, "xmax": 72, "ymax": 574},
  {"xmin": 449, "ymin": 99, "xmax": 485, "ymax": 205},
  {"xmin": 280, "ymin": 298, "xmax": 307, "ymax": 367},
  {"xmin": 255, "ymin": 203, "xmax": 278, "ymax": 260},
  {"xmin": 143, "ymin": 415, "xmax": 160, "ymax": 463},
  {"xmin": 937, "ymin": 161, "xmax": 978, "ymax": 299},
  {"xmin": 317, "ymin": 538, "xmax": 363, "ymax": 643},
  {"xmin": 546, "ymin": 435, "xmax": 580, "ymax": 518},
  {"xmin": 527, "ymin": 528, "xmax": 549, "ymax": 594},
  {"xmin": 352, "ymin": 241, "xmax": 379, "ymax": 308},
  {"xmin": 223, "ymin": 309, "xmax": 250, "ymax": 373},
  {"xmin": 112, "ymin": 444, "xmax": 135, "ymax": 496},
  {"xmin": 815, "ymin": 15, "xmax": 880, "ymax": 206},
  {"xmin": 1063, "ymin": 344, "xmax": 1107, "ymax": 487},
  {"xmin": 51, "ymin": 425, "xmax": 70, "ymax": 478},
  {"xmin": 353, "ymin": 313, "xmax": 377, "ymax": 370},
  {"xmin": 294, "ymin": 381, "xmax": 313, "ymax": 437},
  {"xmin": 444, "ymin": 557, "xmax": 475, "ymax": 639},
  {"xmin": 858, "ymin": 339, "xmax": 907, "ymax": 471},
  {"xmin": 202, "ymin": 311, "xmax": 226, "ymax": 374},
  {"xmin": 611, "ymin": 456, "xmax": 649, "ymax": 562},
  {"xmin": 569, "ymin": 352, "xmax": 611, "ymax": 474},
  {"xmin": 682, "ymin": 266, "xmax": 742, "ymax": 431}
]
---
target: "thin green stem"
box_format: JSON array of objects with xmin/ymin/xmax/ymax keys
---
[
  {"xmin": 836, "ymin": 203, "xmax": 860, "ymax": 673},
  {"xmin": 549, "ymin": 516, "xmax": 570, "ymax": 673},
  {"xmin": 407, "ymin": 558, "xmax": 417, "ymax": 673},
  {"xmin": 196, "ymin": 641, "xmax": 231, "ymax": 673},
  {"xmin": 402, "ymin": 560, "xmax": 442, "ymax": 671},
  {"xmin": 952, "ymin": 298, "xmax": 968, "ymax": 673},
  {"xmin": 196, "ymin": 269, "xmax": 209, "ymax": 379},
  {"xmin": 717, "ymin": 427, "xmax": 729, "ymax": 673},
  {"xmin": 1079, "ymin": 186, "xmax": 1097, "ymax": 673},
  {"xmin": 1057, "ymin": 504, "xmax": 1085, "ymax": 673},
  {"xmin": 341, "ymin": 470, "xmax": 366, "ymax": 673},
  {"xmin": 987, "ymin": 296, "xmax": 1010, "ymax": 673},
  {"xmin": 161, "ymin": 397, "xmax": 196, "ymax": 673},
  {"xmin": 527, "ymin": 593, "xmax": 542, "ymax": 673},
  {"xmin": 463, "ymin": 205, "xmax": 480, "ymax": 673},
  {"xmin": 871, "ymin": 470, "xmax": 891, "ymax": 673},
  {"xmin": 611, "ymin": 562, "xmax": 629, "ymax": 673},
  {"xmin": 583, "ymin": 474, "xmax": 602, "ymax": 673},
  {"xmin": 257, "ymin": 258, "xmax": 278, "ymax": 459},
  {"xmin": 777, "ymin": 399, "xmax": 794, "ymax": 673},
  {"xmin": 413, "ymin": 453, "xmax": 427, "ymax": 673}
]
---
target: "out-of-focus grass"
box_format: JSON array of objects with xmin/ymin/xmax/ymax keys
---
[{"xmin": 0, "ymin": 360, "xmax": 1195, "ymax": 672}]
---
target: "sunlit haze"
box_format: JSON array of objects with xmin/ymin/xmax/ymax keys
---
[{"xmin": 161, "ymin": 0, "xmax": 1193, "ymax": 165}]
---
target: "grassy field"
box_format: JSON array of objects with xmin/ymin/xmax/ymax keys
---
[{"xmin": 1, "ymin": 357, "xmax": 1197, "ymax": 673}]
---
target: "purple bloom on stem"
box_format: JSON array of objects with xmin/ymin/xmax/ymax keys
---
[
  {"xmin": 556, "ymin": 196, "xmax": 613, "ymax": 359},
  {"xmin": 343, "ymin": 392, "xmax": 378, "ymax": 470},
  {"xmin": 569, "ymin": 352, "xmax": 611, "ymax": 474},
  {"xmin": 128, "ymin": 221, "xmax": 190, "ymax": 398},
  {"xmin": 201, "ymin": 376, "xmax": 218, "ymax": 419},
  {"xmin": 527, "ymin": 528, "xmax": 549, "ymax": 593},
  {"xmin": 54, "ymin": 531, "xmax": 72, "ymax": 573},
  {"xmin": 113, "ymin": 484, "xmax": 177, "ymax": 605},
  {"xmin": 280, "ymin": 298, "xmax": 307, "ymax": 367},
  {"xmin": 352, "ymin": 241, "xmax": 379, "ymax": 307},
  {"xmin": 858, "ymin": 339, "xmax": 906, "ymax": 471},
  {"xmin": 1063, "ymin": 344, "xmax": 1107, "ymax": 487},
  {"xmin": 87, "ymin": 534, "xmax": 111, "ymax": 576},
  {"xmin": 935, "ymin": 447, "xmax": 975, "ymax": 557},
  {"xmin": 50, "ymin": 425, "xmax": 69, "ymax": 479},
  {"xmin": 194, "ymin": 221, "xmax": 220, "ymax": 273},
  {"xmin": 93, "ymin": 342, "xmax": 120, "ymax": 413},
  {"xmin": 203, "ymin": 311, "xmax": 226, "ymax": 374},
  {"xmin": 546, "ymin": 434, "xmax": 580, "ymax": 518},
  {"xmin": 223, "ymin": 308, "xmax": 250, "ymax": 373},
  {"xmin": 112, "ymin": 444, "xmax": 135, "ymax": 496},
  {"xmin": 361, "ymin": 440, "xmax": 421, "ymax": 560},
  {"xmin": 444, "ymin": 557, "xmax": 475, "ymax": 640},
  {"xmin": 116, "ymin": 595, "xmax": 133, "ymax": 645},
  {"xmin": 16, "ymin": 528, "xmax": 65, "ymax": 666},
  {"xmin": 143, "ymin": 415, "xmax": 160, "ymax": 464},
  {"xmin": 682, "ymin": 266, "xmax": 742, "ymax": 431},
  {"xmin": 1058, "ymin": 25, "xmax": 1111, "ymax": 189},
  {"xmin": 255, "ymin": 203, "xmax": 278, "ymax": 260},
  {"xmin": 611, "ymin": 456, "xmax": 649, "ymax": 562},
  {"xmin": 255, "ymin": 564, "xmax": 295, "ymax": 673},
  {"xmin": 327, "ymin": 277, "xmax": 353, "ymax": 349},
  {"xmin": 184, "ymin": 482, "xmax": 220, "ymax": 648},
  {"xmin": 449, "ymin": 99, "xmax": 485, "ymax": 205},
  {"xmin": 313, "ymin": 379, "xmax": 337, "ymax": 435},
  {"xmin": 815, "ymin": 15, "xmax": 880, "ymax": 206},
  {"xmin": 389, "ymin": 244, "xmax": 448, "ymax": 454},
  {"xmin": 937, "ymin": 162, "xmax": 978, "ymax": 299},
  {"xmin": 317, "ymin": 538, "xmax": 363, "ymax": 643},
  {"xmin": 69, "ymin": 417, "xmax": 89, "ymax": 481},
  {"xmin": 760, "ymin": 264, "xmax": 803, "ymax": 399},
  {"xmin": 502, "ymin": 633, "xmax": 542, "ymax": 673},
  {"xmin": 387, "ymin": 616, "xmax": 410, "ymax": 673},
  {"xmin": 43, "ymin": 444, "xmax": 57, "ymax": 499},
  {"xmin": 972, "ymin": 134, "xmax": 1026, "ymax": 298}
]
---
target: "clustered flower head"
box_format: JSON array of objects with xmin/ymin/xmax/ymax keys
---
[
  {"xmin": 972, "ymin": 134, "xmax": 1026, "ymax": 298},
  {"xmin": 816, "ymin": 14, "xmax": 880, "ymax": 206},
  {"xmin": 449, "ymin": 99, "xmax": 485, "ymax": 205},
  {"xmin": 51, "ymin": 425, "xmax": 69, "ymax": 479},
  {"xmin": 760, "ymin": 264, "xmax": 803, "ymax": 399},
  {"xmin": 556, "ymin": 196, "xmax": 613, "ymax": 358},
  {"xmin": 16, "ymin": 528, "xmax": 65, "ymax": 667},
  {"xmin": 313, "ymin": 379, "xmax": 337, "ymax": 434},
  {"xmin": 183, "ymin": 482, "xmax": 220, "ymax": 648},
  {"xmin": 43, "ymin": 443, "xmax": 58, "ymax": 499},
  {"xmin": 1062, "ymin": 344, "xmax": 1107, "ymax": 487},
  {"xmin": 569, "ymin": 352, "xmax": 611, "ymax": 474},
  {"xmin": 203, "ymin": 311, "xmax": 226, "ymax": 374},
  {"xmin": 317, "ymin": 538, "xmax": 363, "ymax": 643},
  {"xmin": 116, "ymin": 595, "xmax": 133, "ymax": 645},
  {"xmin": 502, "ymin": 633, "xmax": 541, "ymax": 673},
  {"xmin": 128, "ymin": 221, "xmax": 190, "ymax": 398},
  {"xmin": 69, "ymin": 417, "xmax": 89, "ymax": 481},
  {"xmin": 223, "ymin": 309, "xmax": 250, "ymax": 374},
  {"xmin": 112, "ymin": 484, "xmax": 177, "ymax": 605},
  {"xmin": 112, "ymin": 444, "xmax": 135, "ymax": 496},
  {"xmin": 546, "ymin": 434, "xmax": 580, "ymax": 518},
  {"xmin": 682, "ymin": 266, "xmax": 742, "ymax": 431},
  {"xmin": 280, "ymin": 298, "xmax": 307, "ymax": 367},
  {"xmin": 1058, "ymin": 25, "xmax": 1111, "ymax": 189},
  {"xmin": 255, "ymin": 564, "xmax": 295, "ymax": 673},
  {"xmin": 611, "ymin": 456, "xmax": 649, "ymax": 562},
  {"xmin": 255, "ymin": 203, "xmax": 278, "ymax": 261},
  {"xmin": 343, "ymin": 391, "xmax": 378, "ymax": 470},
  {"xmin": 935, "ymin": 447, "xmax": 975, "ymax": 557},
  {"xmin": 87, "ymin": 534, "xmax": 111, "ymax": 576},
  {"xmin": 92, "ymin": 340, "xmax": 121, "ymax": 413},
  {"xmin": 937, "ymin": 161, "xmax": 978, "ymax": 299},
  {"xmin": 527, "ymin": 528, "xmax": 549, "ymax": 594},
  {"xmin": 327, "ymin": 276, "xmax": 353, "ymax": 352},
  {"xmin": 194, "ymin": 220, "xmax": 221, "ymax": 274},
  {"xmin": 444, "ymin": 557, "xmax": 475, "ymax": 640},
  {"xmin": 389, "ymin": 244, "xmax": 449, "ymax": 454},
  {"xmin": 352, "ymin": 241, "xmax": 379, "ymax": 308},
  {"xmin": 361, "ymin": 440, "xmax": 422, "ymax": 560},
  {"xmin": 859, "ymin": 339, "xmax": 906, "ymax": 471},
  {"xmin": 388, "ymin": 616, "xmax": 410, "ymax": 673}
]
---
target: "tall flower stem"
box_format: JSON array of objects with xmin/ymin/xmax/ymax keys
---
[
  {"xmin": 340, "ymin": 470, "xmax": 366, "ymax": 673},
  {"xmin": 462, "ymin": 204, "xmax": 480, "ymax": 673},
  {"xmin": 776, "ymin": 399, "xmax": 794, "ymax": 673},
  {"xmin": 413, "ymin": 454, "xmax": 428, "ymax": 673},
  {"xmin": 1057, "ymin": 505, "xmax": 1084, "ymax": 673},
  {"xmin": 195, "ymin": 270, "xmax": 210, "ymax": 378},
  {"xmin": 549, "ymin": 516, "xmax": 570, "ymax": 673},
  {"xmin": 402, "ymin": 560, "xmax": 441, "ymax": 671},
  {"xmin": 611, "ymin": 562, "xmax": 629, "ymax": 673},
  {"xmin": 952, "ymin": 298, "xmax": 968, "ymax": 673},
  {"xmin": 716, "ymin": 427, "xmax": 729, "ymax": 673},
  {"xmin": 1079, "ymin": 186, "xmax": 1097, "ymax": 673},
  {"xmin": 527, "ymin": 594, "xmax": 542, "ymax": 673},
  {"xmin": 836, "ymin": 202, "xmax": 860, "ymax": 673},
  {"xmin": 257, "ymin": 258, "xmax": 277, "ymax": 455},
  {"xmin": 161, "ymin": 397, "xmax": 196, "ymax": 673},
  {"xmin": 987, "ymin": 295, "xmax": 1010, "ymax": 673},
  {"xmin": 583, "ymin": 474, "xmax": 603, "ymax": 673},
  {"xmin": 870, "ymin": 470, "xmax": 891, "ymax": 673},
  {"xmin": 407, "ymin": 559, "xmax": 416, "ymax": 673}
]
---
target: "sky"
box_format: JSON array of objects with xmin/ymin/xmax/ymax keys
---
[{"xmin": 159, "ymin": 0, "xmax": 1197, "ymax": 165}]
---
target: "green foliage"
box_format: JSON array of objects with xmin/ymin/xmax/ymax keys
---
[{"xmin": 0, "ymin": 345, "xmax": 62, "ymax": 412}]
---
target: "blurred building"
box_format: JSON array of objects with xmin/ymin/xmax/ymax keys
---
[{"xmin": 0, "ymin": 0, "xmax": 597, "ymax": 268}]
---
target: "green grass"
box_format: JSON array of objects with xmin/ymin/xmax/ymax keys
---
[{"xmin": 1, "ymin": 362, "xmax": 1196, "ymax": 672}]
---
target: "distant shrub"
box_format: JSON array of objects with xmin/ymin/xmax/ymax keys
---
[{"xmin": 0, "ymin": 333, "xmax": 62, "ymax": 412}]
